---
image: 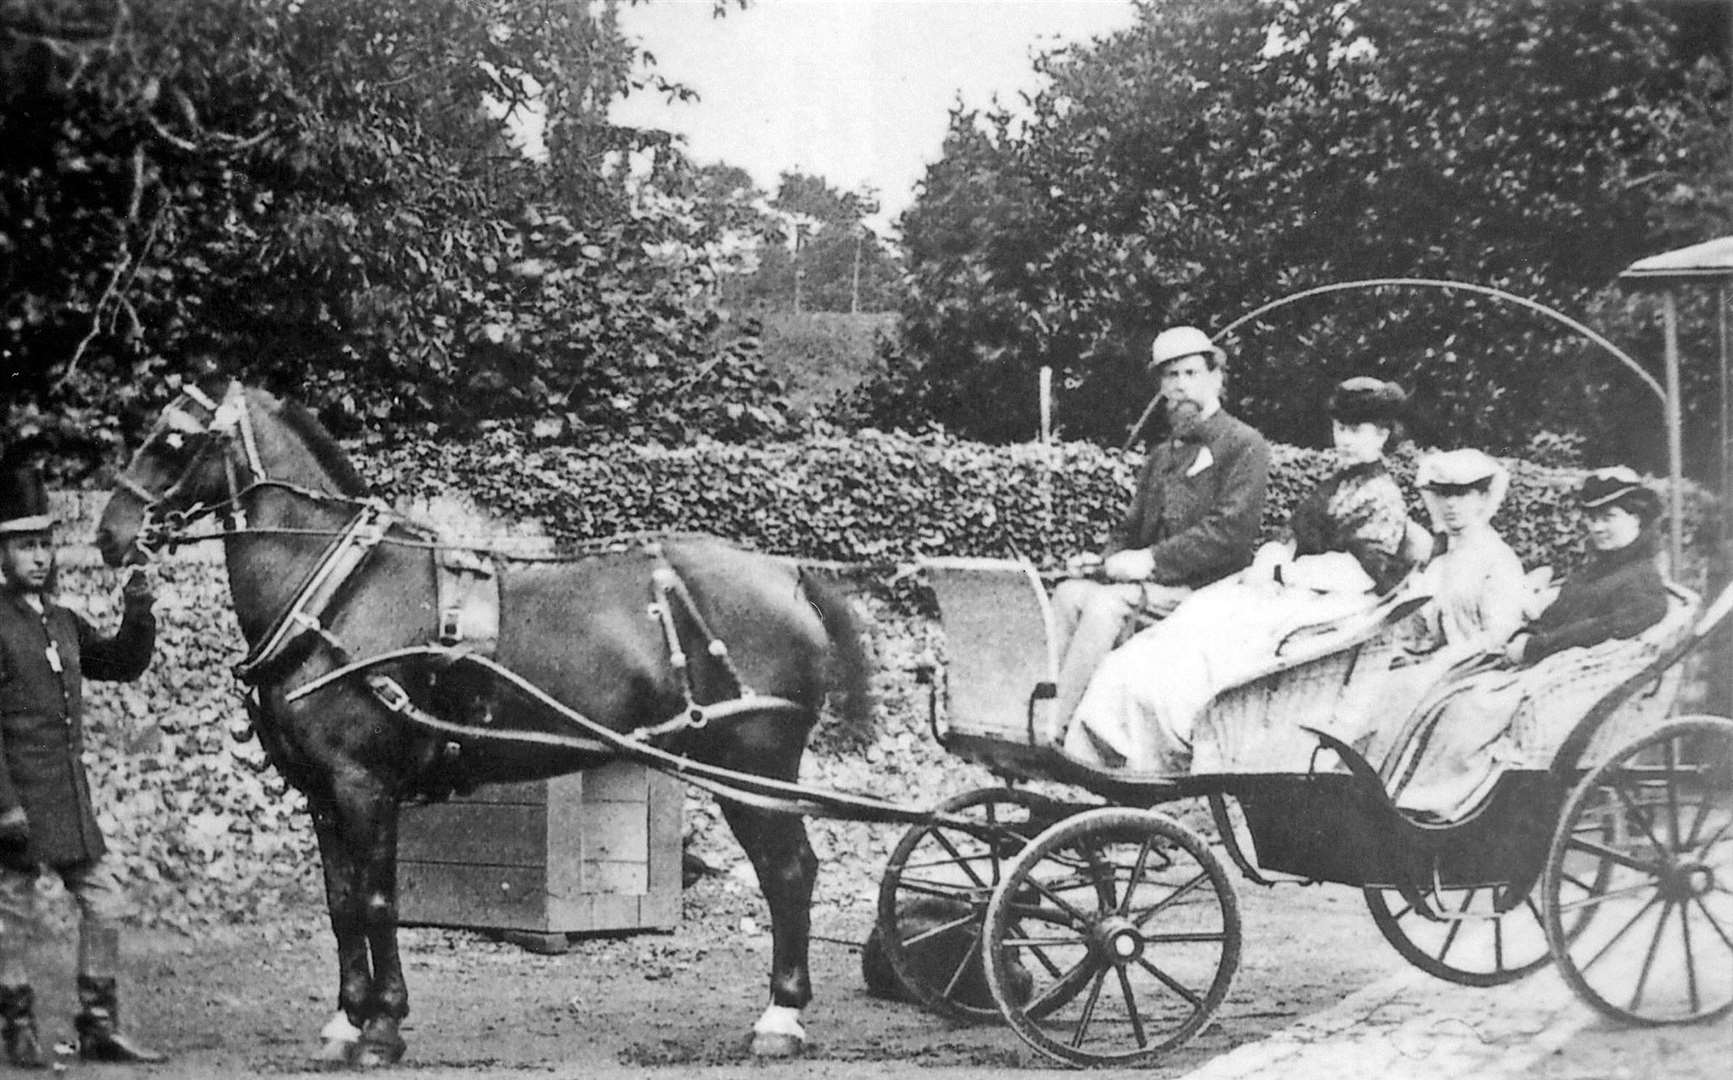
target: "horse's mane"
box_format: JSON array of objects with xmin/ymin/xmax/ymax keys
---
[{"xmin": 274, "ymin": 394, "xmax": 369, "ymax": 496}]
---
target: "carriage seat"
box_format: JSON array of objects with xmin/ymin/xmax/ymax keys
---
[
  {"xmin": 919, "ymin": 556, "xmax": 1060, "ymax": 749},
  {"xmin": 1515, "ymin": 581, "xmax": 1700, "ymax": 769},
  {"xmin": 1184, "ymin": 580, "xmax": 1434, "ymax": 776}
]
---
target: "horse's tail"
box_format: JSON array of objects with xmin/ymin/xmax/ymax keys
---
[{"xmin": 798, "ymin": 568, "xmax": 877, "ymax": 753}]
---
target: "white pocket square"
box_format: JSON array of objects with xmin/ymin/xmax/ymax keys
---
[{"xmin": 1185, "ymin": 446, "xmax": 1214, "ymax": 477}]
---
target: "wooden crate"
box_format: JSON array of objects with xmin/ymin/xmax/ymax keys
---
[{"xmin": 398, "ymin": 762, "xmax": 682, "ymax": 952}]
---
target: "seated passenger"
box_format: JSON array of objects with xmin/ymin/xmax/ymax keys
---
[
  {"xmin": 1383, "ymin": 468, "xmax": 1672, "ymax": 819},
  {"xmin": 1502, "ymin": 468, "xmax": 1668, "ymax": 665},
  {"xmin": 1046, "ymin": 327, "xmax": 1271, "ymax": 740},
  {"xmin": 1351, "ymin": 449, "xmax": 1531, "ymax": 765},
  {"xmin": 1063, "ymin": 377, "xmax": 1417, "ymax": 772},
  {"xmin": 1402, "ymin": 449, "xmax": 1530, "ymax": 656}
]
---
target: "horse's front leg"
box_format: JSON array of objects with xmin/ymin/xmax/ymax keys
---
[
  {"xmin": 325, "ymin": 779, "xmax": 409, "ymax": 1069},
  {"xmin": 309, "ymin": 801, "xmax": 371, "ymax": 1067},
  {"xmin": 353, "ymin": 797, "xmax": 408, "ymax": 1069},
  {"xmin": 718, "ymin": 800, "xmax": 818, "ymax": 1058}
]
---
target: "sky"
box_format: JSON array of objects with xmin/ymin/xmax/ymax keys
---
[{"xmin": 608, "ymin": 0, "xmax": 1140, "ymax": 230}]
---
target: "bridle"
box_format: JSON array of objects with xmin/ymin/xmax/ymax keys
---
[{"xmin": 114, "ymin": 380, "xmax": 358, "ymax": 561}]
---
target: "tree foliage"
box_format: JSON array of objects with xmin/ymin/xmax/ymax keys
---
[
  {"xmin": 887, "ymin": 0, "xmax": 1732, "ymax": 475},
  {"xmin": 1, "ymin": 0, "xmax": 790, "ymax": 471},
  {"xmin": 702, "ymin": 169, "xmax": 904, "ymax": 315}
]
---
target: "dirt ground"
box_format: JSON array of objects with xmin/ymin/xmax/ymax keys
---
[{"xmin": 16, "ymin": 871, "xmax": 1730, "ymax": 1078}]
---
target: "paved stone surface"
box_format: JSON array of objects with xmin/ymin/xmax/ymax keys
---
[{"xmin": 1181, "ymin": 967, "xmax": 1594, "ymax": 1080}]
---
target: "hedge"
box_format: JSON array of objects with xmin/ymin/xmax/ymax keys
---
[
  {"xmin": 361, "ymin": 429, "xmax": 1715, "ymax": 583},
  {"xmin": 50, "ymin": 435, "xmax": 1718, "ymax": 928}
]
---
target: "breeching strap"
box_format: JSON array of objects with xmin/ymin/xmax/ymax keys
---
[{"xmin": 286, "ymin": 646, "xmax": 946, "ymax": 826}]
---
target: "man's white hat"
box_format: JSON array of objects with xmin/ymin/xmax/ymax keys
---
[{"xmin": 1149, "ymin": 326, "xmax": 1225, "ymax": 369}]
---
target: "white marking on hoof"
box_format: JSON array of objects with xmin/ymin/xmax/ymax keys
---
[
  {"xmin": 313, "ymin": 1012, "xmax": 360, "ymax": 1065},
  {"xmin": 750, "ymin": 1004, "xmax": 807, "ymax": 1057},
  {"xmin": 321, "ymin": 1012, "xmax": 363, "ymax": 1044}
]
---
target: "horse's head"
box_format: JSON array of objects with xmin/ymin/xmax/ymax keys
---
[{"xmin": 95, "ymin": 380, "xmax": 365, "ymax": 566}]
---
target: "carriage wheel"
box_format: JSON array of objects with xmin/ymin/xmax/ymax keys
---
[
  {"xmin": 873, "ymin": 786, "xmax": 1067, "ymax": 1022},
  {"xmin": 1365, "ymin": 881, "xmax": 1558, "ymax": 986},
  {"xmin": 980, "ymin": 807, "xmax": 1241, "ymax": 1067},
  {"xmin": 1543, "ymin": 716, "xmax": 1733, "ymax": 1025}
]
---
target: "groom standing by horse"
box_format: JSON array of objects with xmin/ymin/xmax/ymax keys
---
[{"xmin": 0, "ymin": 450, "xmax": 165, "ymax": 1067}]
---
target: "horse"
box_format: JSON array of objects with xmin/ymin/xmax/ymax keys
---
[{"xmin": 93, "ymin": 380, "xmax": 875, "ymax": 1067}]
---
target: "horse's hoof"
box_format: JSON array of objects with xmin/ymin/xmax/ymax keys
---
[
  {"xmin": 354, "ymin": 1020, "xmax": 407, "ymax": 1069},
  {"xmin": 353, "ymin": 1037, "xmax": 406, "ymax": 1069},
  {"xmin": 749, "ymin": 1031, "xmax": 806, "ymax": 1058},
  {"xmin": 310, "ymin": 1037, "xmax": 357, "ymax": 1069}
]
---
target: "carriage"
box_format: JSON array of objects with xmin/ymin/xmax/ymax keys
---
[
  {"xmin": 870, "ymin": 553, "xmax": 1730, "ymax": 1066},
  {"xmin": 866, "ymin": 271, "xmax": 1733, "ymax": 1066},
  {"xmin": 90, "ymin": 272, "xmax": 1732, "ymax": 1069}
]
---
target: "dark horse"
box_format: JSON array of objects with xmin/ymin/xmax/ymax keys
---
[{"xmin": 94, "ymin": 381, "xmax": 873, "ymax": 1066}]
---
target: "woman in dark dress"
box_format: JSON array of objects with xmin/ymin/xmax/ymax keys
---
[{"xmin": 1385, "ymin": 468, "xmax": 1674, "ymax": 819}]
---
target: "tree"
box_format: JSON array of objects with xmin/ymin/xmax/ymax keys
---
[
  {"xmin": 1, "ymin": 0, "xmax": 787, "ymax": 466},
  {"xmin": 888, "ymin": 0, "xmax": 1732, "ymax": 468},
  {"xmin": 726, "ymin": 170, "xmax": 902, "ymax": 314}
]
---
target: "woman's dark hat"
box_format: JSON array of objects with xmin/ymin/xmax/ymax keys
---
[
  {"xmin": 0, "ymin": 451, "xmax": 54, "ymax": 535},
  {"xmin": 1328, "ymin": 377, "xmax": 1407, "ymax": 426},
  {"xmin": 1579, "ymin": 467, "xmax": 1661, "ymax": 521}
]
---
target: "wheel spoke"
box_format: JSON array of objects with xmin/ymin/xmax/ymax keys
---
[
  {"xmin": 1681, "ymin": 787, "xmax": 1715, "ymax": 851},
  {"xmin": 1555, "ymin": 878, "xmax": 1667, "ymax": 915},
  {"xmin": 1611, "ymin": 778, "xmax": 1669, "ymax": 855},
  {"xmin": 1688, "ymin": 809, "xmax": 1733, "ymax": 863},
  {"xmin": 1000, "ymin": 930, "xmax": 1089, "ymax": 949},
  {"xmin": 894, "ymin": 877, "xmax": 989, "ymax": 906},
  {"xmin": 1580, "ymin": 892, "xmax": 1662, "ymax": 976},
  {"xmin": 929, "ymin": 828, "xmax": 994, "ymax": 891},
  {"xmin": 939, "ymin": 929, "xmax": 986, "ymax": 1001},
  {"xmin": 1629, "ymin": 898, "xmax": 1675, "ymax": 1012},
  {"xmin": 1023, "ymin": 954, "xmax": 1095, "ymax": 1014},
  {"xmin": 1016, "ymin": 868, "xmax": 1097, "ymax": 927},
  {"xmin": 1664, "ymin": 740, "xmax": 1682, "ymax": 853},
  {"xmin": 1143, "ymin": 930, "xmax": 1229, "ymax": 944},
  {"xmin": 1566, "ymin": 834, "xmax": 1665, "ymax": 876},
  {"xmin": 1116, "ymin": 965, "xmax": 1149, "ymax": 1048},
  {"xmin": 1135, "ymin": 954, "xmax": 1206, "ymax": 1008},
  {"xmin": 1012, "ymin": 924, "xmax": 1075, "ymax": 979},
  {"xmin": 902, "ymin": 911, "xmax": 978, "ymax": 949},
  {"xmin": 1493, "ymin": 899, "xmax": 1506, "ymax": 972},
  {"xmin": 1069, "ymin": 967, "xmax": 1110, "ymax": 1050},
  {"xmin": 1680, "ymin": 896, "xmax": 1700, "ymax": 1016},
  {"xmin": 1121, "ymin": 839, "xmax": 1156, "ymax": 917},
  {"xmin": 1433, "ymin": 889, "xmax": 1473, "ymax": 964},
  {"xmin": 1691, "ymin": 894, "xmax": 1733, "ymax": 953},
  {"xmin": 1131, "ymin": 870, "xmax": 1210, "ymax": 930}
]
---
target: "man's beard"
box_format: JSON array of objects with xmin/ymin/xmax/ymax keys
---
[{"xmin": 1164, "ymin": 397, "xmax": 1202, "ymax": 438}]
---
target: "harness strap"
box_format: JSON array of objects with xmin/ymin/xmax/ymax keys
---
[
  {"xmin": 643, "ymin": 543, "xmax": 761, "ymax": 724},
  {"xmin": 289, "ymin": 647, "xmax": 930, "ymax": 825},
  {"xmin": 234, "ymin": 504, "xmax": 393, "ymax": 684}
]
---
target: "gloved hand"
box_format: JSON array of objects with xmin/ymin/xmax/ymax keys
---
[
  {"xmin": 0, "ymin": 806, "xmax": 29, "ymax": 848},
  {"xmin": 121, "ymin": 568, "xmax": 156, "ymax": 610}
]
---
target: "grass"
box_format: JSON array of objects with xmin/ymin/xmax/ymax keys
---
[{"xmin": 757, "ymin": 311, "xmax": 898, "ymax": 414}]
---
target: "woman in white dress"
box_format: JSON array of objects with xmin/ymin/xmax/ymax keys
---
[
  {"xmin": 1355, "ymin": 449, "xmax": 1531, "ymax": 766},
  {"xmin": 1063, "ymin": 377, "xmax": 1417, "ymax": 772}
]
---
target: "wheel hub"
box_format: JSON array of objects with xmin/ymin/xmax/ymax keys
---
[
  {"xmin": 1090, "ymin": 915, "xmax": 1144, "ymax": 965},
  {"xmin": 1660, "ymin": 861, "xmax": 1715, "ymax": 902}
]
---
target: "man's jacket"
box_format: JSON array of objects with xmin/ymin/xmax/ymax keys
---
[
  {"xmin": 0, "ymin": 588, "xmax": 155, "ymax": 866},
  {"xmin": 1110, "ymin": 409, "xmax": 1270, "ymax": 588}
]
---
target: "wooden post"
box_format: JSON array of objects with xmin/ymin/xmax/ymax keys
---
[
  {"xmin": 1662, "ymin": 290, "xmax": 1686, "ymax": 576},
  {"xmin": 1721, "ymin": 284, "xmax": 1731, "ymax": 558}
]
